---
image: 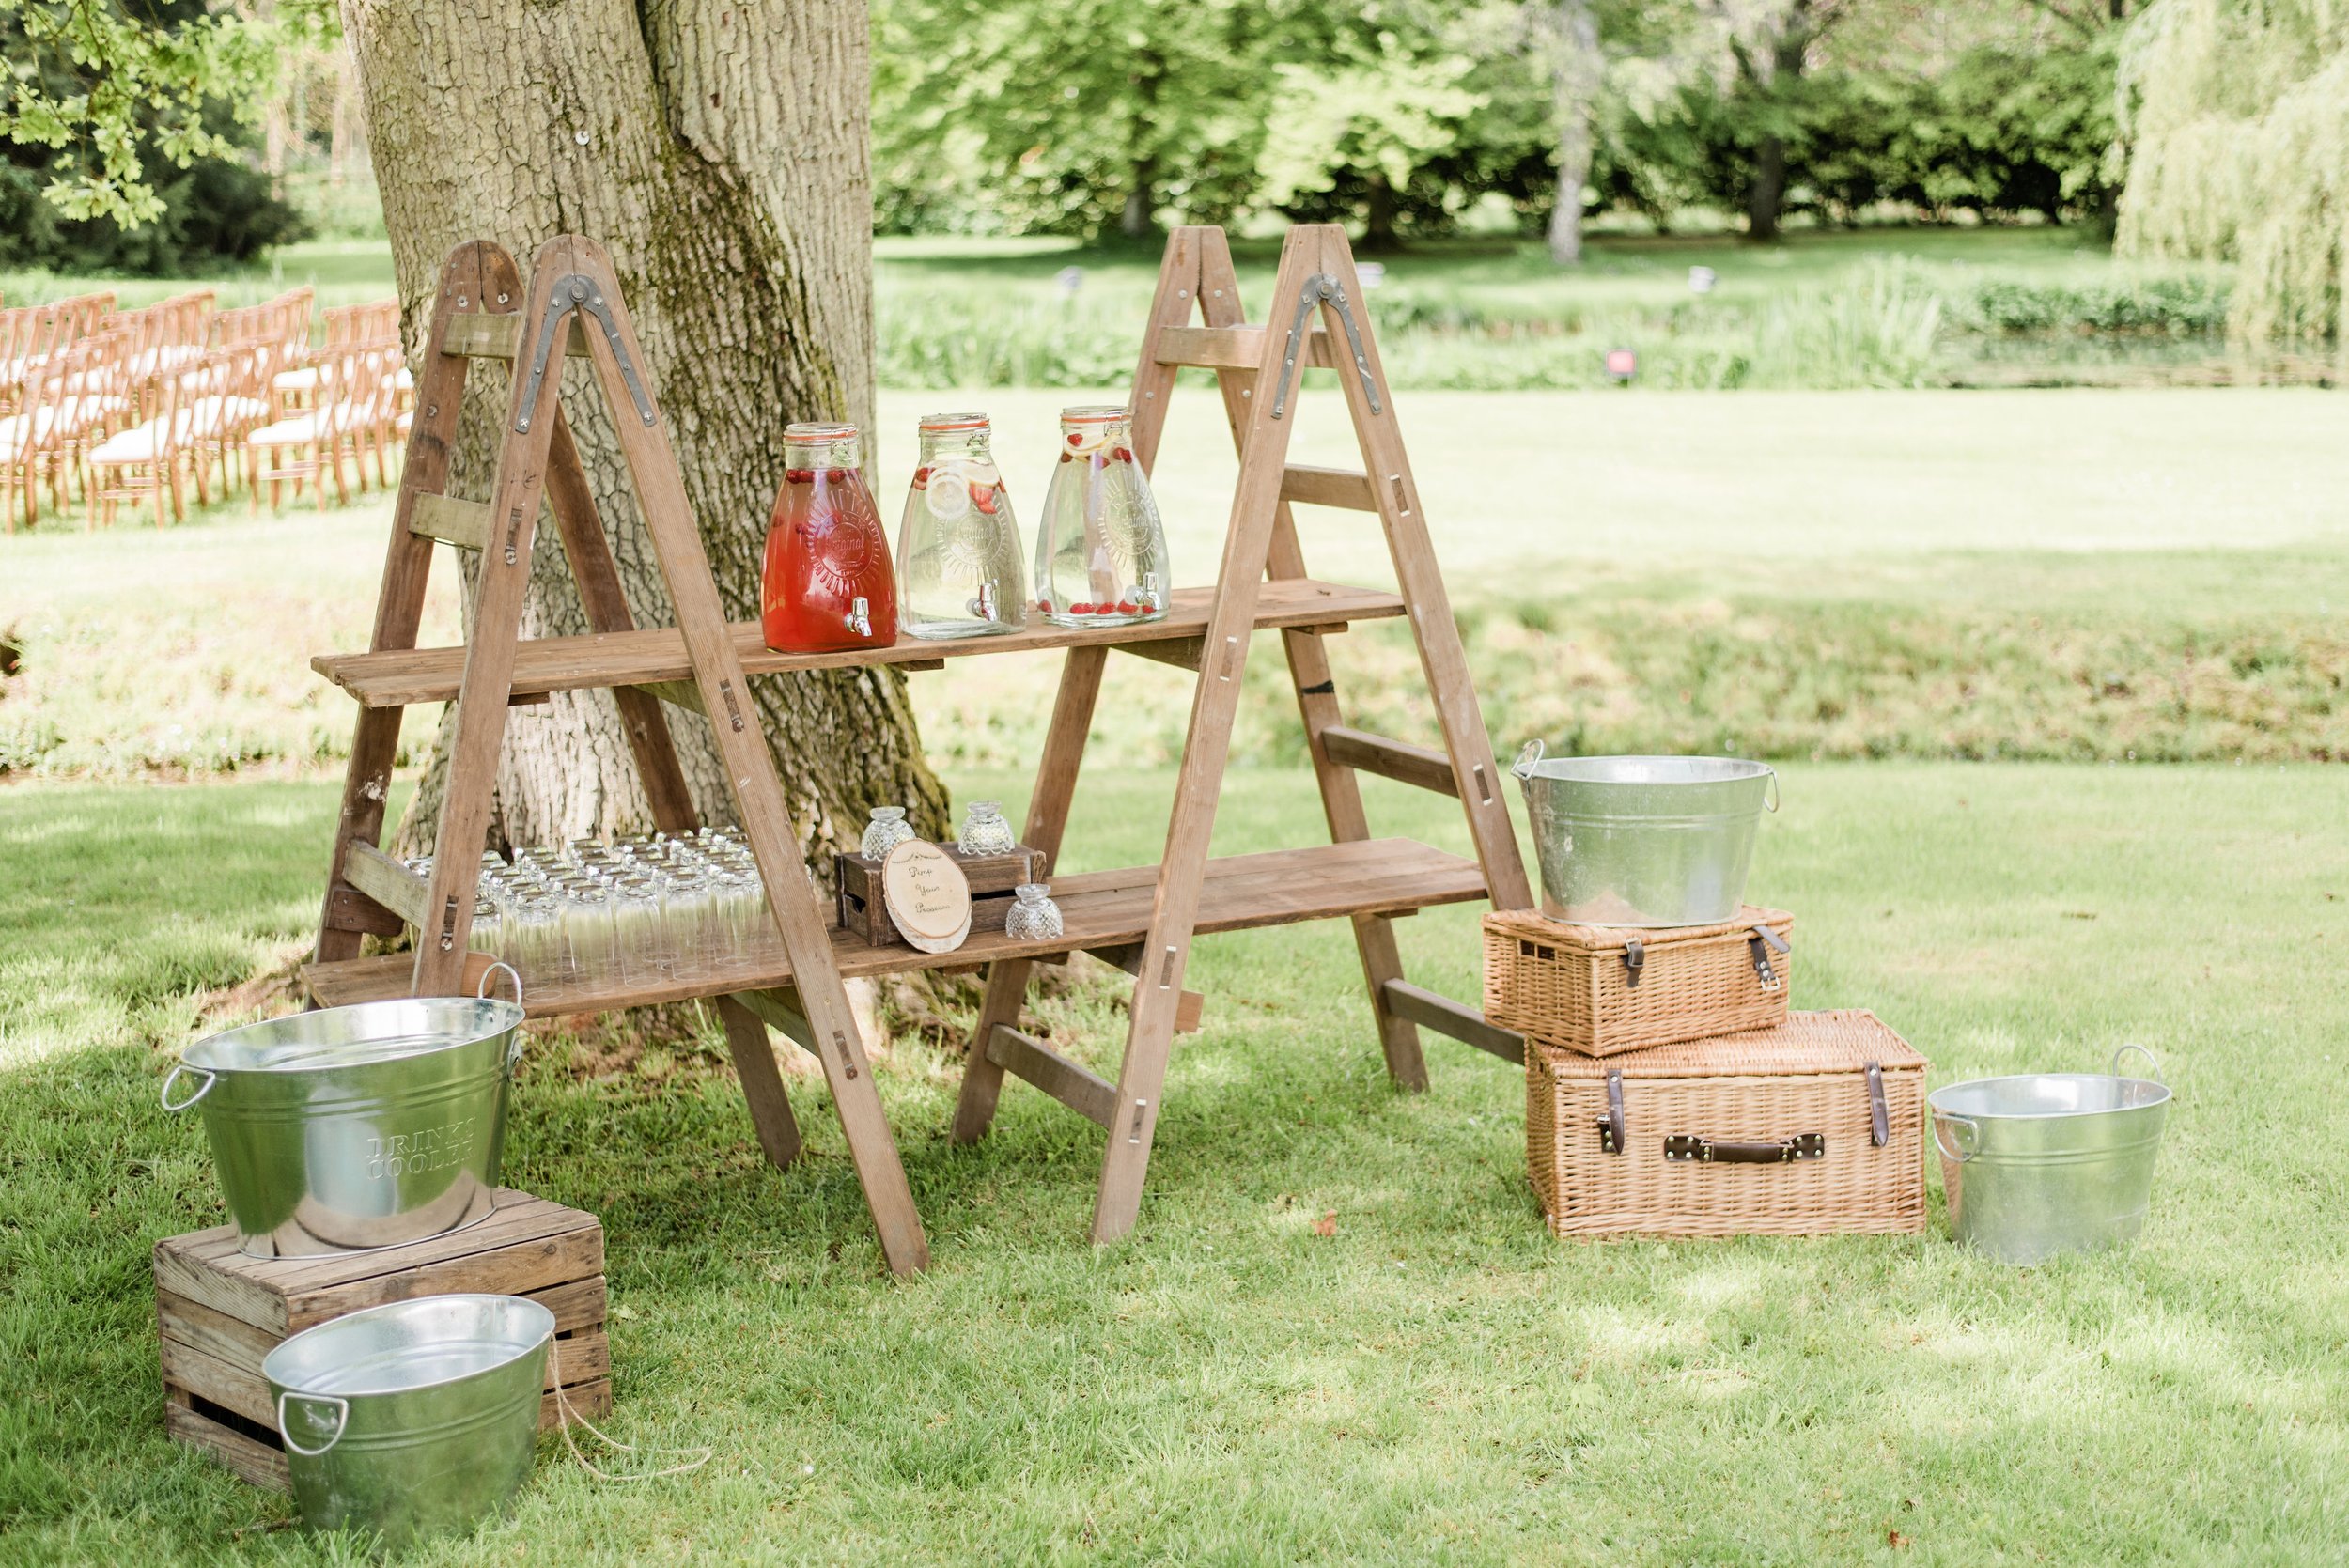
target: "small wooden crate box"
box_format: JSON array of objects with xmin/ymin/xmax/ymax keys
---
[
  {"xmin": 154, "ymin": 1190, "xmax": 611, "ymax": 1491},
  {"xmin": 1485, "ymin": 906, "xmax": 1795, "ymax": 1058},
  {"xmin": 834, "ymin": 842, "xmax": 1042, "ymax": 945},
  {"xmin": 1527, "ymin": 1010, "xmax": 1927, "ymax": 1239}
]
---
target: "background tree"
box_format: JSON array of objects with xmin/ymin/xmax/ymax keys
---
[
  {"xmin": 1535, "ymin": 0, "xmax": 1604, "ymax": 262},
  {"xmin": 872, "ymin": 0, "xmax": 1268, "ymax": 237},
  {"xmin": 2118, "ymin": 0, "xmax": 2349, "ymax": 355},
  {"xmin": 336, "ymin": 0, "xmax": 945, "ymax": 862},
  {"xmin": 0, "ymin": 0, "xmax": 304, "ymax": 269}
]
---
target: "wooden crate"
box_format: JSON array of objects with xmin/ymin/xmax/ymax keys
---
[
  {"xmin": 155, "ymin": 1189, "xmax": 610, "ymax": 1491},
  {"xmin": 1485, "ymin": 906, "xmax": 1795, "ymax": 1058},
  {"xmin": 833, "ymin": 842, "xmax": 1042, "ymax": 946}
]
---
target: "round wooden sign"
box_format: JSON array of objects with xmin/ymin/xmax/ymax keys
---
[{"xmin": 881, "ymin": 840, "xmax": 972, "ymax": 954}]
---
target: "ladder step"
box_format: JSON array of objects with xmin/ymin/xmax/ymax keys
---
[
  {"xmin": 341, "ymin": 840, "xmax": 428, "ymax": 925},
  {"xmin": 630, "ymin": 679, "xmax": 707, "ymax": 717},
  {"xmin": 1152, "ymin": 324, "xmax": 1336, "ymax": 372},
  {"xmin": 1320, "ymin": 726, "xmax": 1460, "ymax": 798},
  {"xmin": 1380, "ymin": 981, "xmax": 1523, "ymax": 1066},
  {"xmin": 986, "ymin": 1025, "xmax": 1115, "ymax": 1127},
  {"xmin": 409, "ymin": 492, "xmax": 490, "ymax": 551},
  {"xmin": 438, "ymin": 312, "xmax": 588, "ymax": 361},
  {"xmin": 1280, "ymin": 465, "xmax": 1378, "ymax": 512},
  {"xmin": 1081, "ymin": 945, "xmax": 1206, "ymax": 1032}
]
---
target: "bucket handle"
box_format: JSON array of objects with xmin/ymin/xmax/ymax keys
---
[
  {"xmin": 1761, "ymin": 767, "xmax": 1781, "ymax": 814},
  {"xmin": 549, "ymin": 1334, "xmax": 711, "ymax": 1483},
  {"xmin": 476, "ymin": 961, "xmax": 527, "ymax": 1068},
  {"xmin": 2110, "ymin": 1043, "xmax": 2163, "ymax": 1086},
  {"xmin": 277, "ymin": 1391, "xmax": 349, "ymax": 1457},
  {"xmin": 1512, "ymin": 738, "xmax": 1545, "ymax": 780},
  {"xmin": 1932, "ymin": 1111, "xmax": 1981, "ymax": 1165},
  {"xmin": 476, "ymin": 960, "xmax": 523, "ymax": 1006},
  {"xmin": 159, "ymin": 1063, "xmax": 217, "ymax": 1113}
]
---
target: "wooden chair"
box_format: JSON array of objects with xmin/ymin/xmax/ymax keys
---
[
  {"xmin": 87, "ymin": 350, "xmax": 206, "ymax": 528},
  {"xmin": 247, "ymin": 344, "xmax": 369, "ymax": 512},
  {"xmin": 184, "ymin": 342, "xmax": 275, "ymax": 502}
]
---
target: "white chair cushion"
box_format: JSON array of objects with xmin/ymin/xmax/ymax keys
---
[
  {"xmin": 91, "ymin": 420, "xmax": 173, "ymax": 464},
  {"xmin": 272, "ymin": 365, "xmax": 320, "ymax": 393}
]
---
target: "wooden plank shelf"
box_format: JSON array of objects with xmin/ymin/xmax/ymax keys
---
[
  {"xmin": 313, "ymin": 578, "xmax": 1403, "ymax": 710},
  {"xmin": 304, "ymin": 838, "xmax": 1485, "ymax": 1015}
]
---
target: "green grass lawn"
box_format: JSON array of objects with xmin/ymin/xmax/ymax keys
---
[
  {"xmin": 7, "ymin": 387, "xmax": 2343, "ymax": 780},
  {"xmin": 5, "ymin": 225, "xmax": 2237, "ymax": 389},
  {"xmin": 4, "ymin": 761, "xmax": 2346, "ymax": 1563}
]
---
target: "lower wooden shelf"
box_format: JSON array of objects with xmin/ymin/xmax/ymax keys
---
[{"xmin": 303, "ymin": 838, "xmax": 1485, "ymax": 1015}]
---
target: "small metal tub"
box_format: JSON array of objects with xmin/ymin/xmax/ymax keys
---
[
  {"xmin": 1931, "ymin": 1047, "xmax": 2170, "ymax": 1265},
  {"xmin": 265, "ymin": 1294, "xmax": 552, "ymax": 1548},
  {"xmin": 1511, "ymin": 744, "xmax": 1778, "ymax": 926},
  {"xmin": 163, "ymin": 967, "xmax": 524, "ymax": 1257}
]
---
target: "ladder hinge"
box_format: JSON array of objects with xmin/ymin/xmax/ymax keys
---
[{"xmin": 517, "ymin": 274, "xmax": 657, "ymax": 433}]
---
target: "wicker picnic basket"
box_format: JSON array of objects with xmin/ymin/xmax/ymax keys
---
[
  {"xmin": 1526, "ymin": 1009, "xmax": 1927, "ymax": 1239},
  {"xmin": 1485, "ymin": 906, "xmax": 1795, "ymax": 1058}
]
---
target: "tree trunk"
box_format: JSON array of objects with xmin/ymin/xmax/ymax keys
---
[
  {"xmin": 1747, "ymin": 133, "xmax": 1786, "ymax": 242},
  {"xmin": 1543, "ymin": 0, "xmax": 1601, "ymax": 266},
  {"xmin": 1741, "ymin": 1, "xmax": 1815, "ymax": 245},
  {"xmin": 1120, "ymin": 157, "xmax": 1155, "ymax": 240},
  {"xmin": 1361, "ymin": 176, "xmax": 1401, "ymax": 251},
  {"xmin": 341, "ymin": 0, "xmax": 948, "ymax": 869}
]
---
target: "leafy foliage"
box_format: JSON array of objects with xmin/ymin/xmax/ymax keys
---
[
  {"xmin": 0, "ymin": 1, "xmax": 315, "ymax": 267},
  {"xmin": 2118, "ymin": 0, "xmax": 2349, "ymax": 350}
]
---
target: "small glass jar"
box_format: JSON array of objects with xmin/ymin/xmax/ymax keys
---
[
  {"xmin": 897, "ymin": 412, "xmax": 1025, "ymax": 640},
  {"xmin": 862, "ymin": 805, "xmax": 916, "ymax": 859},
  {"xmin": 612, "ymin": 873, "xmax": 667, "ymax": 988},
  {"xmin": 762, "ymin": 421, "xmax": 897, "ymax": 653},
  {"xmin": 1034, "ymin": 406, "xmax": 1169, "ymax": 629},
  {"xmin": 1004, "ymin": 883, "xmax": 1064, "ymax": 942},
  {"xmin": 958, "ymin": 800, "xmax": 1015, "ymax": 856}
]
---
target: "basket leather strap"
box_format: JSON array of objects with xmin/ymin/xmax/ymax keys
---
[
  {"xmin": 1664, "ymin": 1132, "xmax": 1825, "ymax": 1164},
  {"xmin": 1620, "ymin": 938, "xmax": 1643, "ymax": 988},
  {"xmin": 1747, "ymin": 925, "xmax": 1786, "ymax": 991},
  {"xmin": 1596, "ymin": 1069, "xmax": 1626, "ymax": 1155},
  {"xmin": 1865, "ymin": 1062, "xmax": 1889, "ymax": 1147}
]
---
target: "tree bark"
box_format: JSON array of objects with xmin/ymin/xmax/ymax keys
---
[
  {"xmin": 1542, "ymin": 0, "xmax": 1602, "ymax": 266},
  {"xmin": 340, "ymin": 0, "xmax": 947, "ymax": 869},
  {"xmin": 1120, "ymin": 157, "xmax": 1155, "ymax": 240},
  {"xmin": 1742, "ymin": 0, "xmax": 1817, "ymax": 245}
]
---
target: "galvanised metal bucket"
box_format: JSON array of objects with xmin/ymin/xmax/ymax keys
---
[
  {"xmin": 1511, "ymin": 744, "xmax": 1779, "ymax": 927},
  {"xmin": 264, "ymin": 1294, "xmax": 552, "ymax": 1548},
  {"xmin": 1931, "ymin": 1046, "xmax": 2170, "ymax": 1265},
  {"xmin": 163, "ymin": 966, "xmax": 524, "ymax": 1258}
]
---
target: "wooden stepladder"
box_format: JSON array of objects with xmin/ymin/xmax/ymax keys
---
[
  {"xmin": 306, "ymin": 225, "xmax": 1530, "ymax": 1271},
  {"xmin": 309, "ymin": 237, "xmax": 927, "ymax": 1275},
  {"xmin": 949, "ymin": 224, "xmax": 1534, "ymax": 1243}
]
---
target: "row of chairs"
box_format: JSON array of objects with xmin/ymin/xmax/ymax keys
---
[{"xmin": 0, "ymin": 289, "xmax": 412, "ymax": 531}]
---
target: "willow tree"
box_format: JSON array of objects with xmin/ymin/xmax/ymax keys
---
[
  {"xmin": 2119, "ymin": 0, "xmax": 2349, "ymax": 356},
  {"xmin": 337, "ymin": 0, "xmax": 947, "ymax": 860}
]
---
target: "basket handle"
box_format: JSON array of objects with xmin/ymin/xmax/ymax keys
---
[
  {"xmin": 159, "ymin": 1063, "xmax": 217, "ymax": 1113},
  {"xmin": 549, "ymin": 1333, "xmax": 711, "ymax": 1482},
  {"xmin": 276, "ymin": 1391, "xmax": 348, "ymax": 1457},
  {"xmin": 1664, "ymin": 1132, "xmax": 1824, "ymax": 1164},
  {"xmin": 1932, "ymin": 1111, "xmax": 1981, "ymax": 1165},
  {"xmin": 1512, "ymin": 739, "xmax": 1545, "ymax": 780},
  {"xmin": 2110, "ymin": 1044, "xmax": 2162, "ymax": 1086}
]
